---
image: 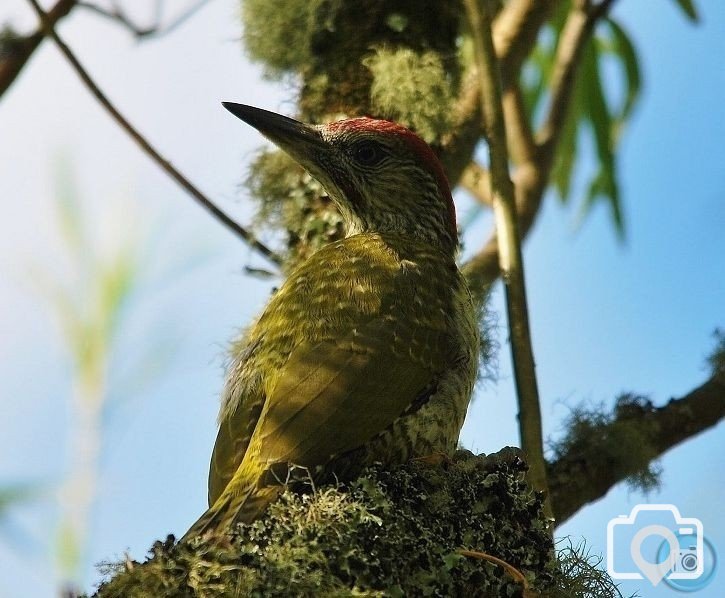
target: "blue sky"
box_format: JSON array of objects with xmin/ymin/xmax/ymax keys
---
[{"xmin": 0, "ymin": 1, "xmax": 723, "ymax": 596}]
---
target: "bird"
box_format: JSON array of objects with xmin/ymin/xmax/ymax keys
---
[{"xmin": 182, "ymin": 103, "xmax": 479, "ymax": 541}]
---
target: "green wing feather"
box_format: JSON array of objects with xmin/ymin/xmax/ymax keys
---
[
  {"xmin": 255, "ymin": 317, "xmax": 451, "ymax": 468},
  {"xmin": 208, "ymin": 402, "xmax": 260, "ymax": 505},
  {"xmin": 186, "ymin": 315, "xmax": 454, "ymax": 538},
  {"xmin": 195, "ymin": 235, "xmax": 464, "ymax": 534}
]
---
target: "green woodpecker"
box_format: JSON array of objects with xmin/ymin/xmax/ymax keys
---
[{"xmin": 182, "ymin": 104, "xmax": 479, "ymax": 540}]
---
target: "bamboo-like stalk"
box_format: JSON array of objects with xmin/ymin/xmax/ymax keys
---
[{"xmin": 463, "ymin": 0, "xmax": 552, "ymax": 523}]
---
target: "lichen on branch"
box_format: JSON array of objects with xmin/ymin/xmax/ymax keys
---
[{"xmin": 90, "ymin": 450, "xmax": 619, "ymax": 597}]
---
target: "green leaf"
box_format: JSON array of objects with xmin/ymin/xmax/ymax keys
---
[
  {"xmin": 580, "ymin": 40, "xmax": 624, "ymax": 236},
  {"xmin": 54, "ymin": 155, "xmax": 87, "ymax": 262},
  {"xmin": 671, "ymin": 0, "xmax": 699, "ymax": 22},
  {"xmin": 521, "ymin": 45, "xmax": 551, "ymax": 123},
  {"xmin": 97, "ymin": 245, "xmax": 139, "ymax": 340},
  {"xmin": 0, "ymin": 484, "xmax": 41, "ymax": 514},
  {"xmin": 551, "ymin": 87, "xmax": 581, "ymax": 202},
  {"xmin": 520, "ymin": 5, "xmax": 571, "ymax": 125},
  {"xmin": 606, "ymin": 18, "xmax": 641, "ymax": 125}
]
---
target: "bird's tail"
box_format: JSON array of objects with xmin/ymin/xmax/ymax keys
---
[{"xmin": 180, "ymin": 483, "xmax": 280, "ymax": 543}]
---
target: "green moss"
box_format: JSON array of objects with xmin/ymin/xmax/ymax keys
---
[
  {"xmin": 707, "ymin": 328, "xmax": 725, "ymax": 383},
  {"xmin": 241, "ymin": 0, "xmax": 343, "ymax": 77},
  {"xmin": 93, "ymin": 450, "xmax": 621, "ymax": 597},
  {"xmin": 246, "ymin": 148, "xmax": 344, "ymax": 268},
  {"xmin": 364, "ymin": 48, "xmax": 454, "ymax": 143},
  {"xmin": 550, "ymin": 394, "xmax": 662, "ymax": 494},
  {"xmin": 91, "ymin": 450, "xmax": 621, "ymax": 597},
  {"xmin": 554, "ymin": 538, "xmax": 633, "ymax": 597},
  {"xmin": 0, "ymin": 23, "xmax": 23, "ymax": 59}
]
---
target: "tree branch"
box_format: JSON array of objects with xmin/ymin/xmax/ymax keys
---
[
  {"xmin": 462, "ymin": 1, "xmax": 615, "ymax": 293},
  {"xmin": 0, "ymin": 0, "xmax": 77, "ymax": 101},
  {"xmin": 460, "ymin": 162, "xmax": 492, "ymax": 207},
  {"xmin": 440, "ymin": 67, "xmax": 485, "ymax": 187},
  {"xmin": 463, "ymin": 0, "xmax": 551, "ymax": 521},
  {"xmin": 26, "ymin": 0, "xmax": 283, "ymax": 267},
  {"xmin": 461, "ymin": 160, "xmax": 547, "ymax": 296},
  {"xmin": 493, "ymin": 0, "xmax": 560, "ymax": 88},
  {"xmin": 440, "ymin": 0, "xmax": 560, "ymax": 186},
  {"xmin": 549, "ymin": 375, "xmax": 725, "ymax": 524},
  {"xmin": 537, "ymin": 2, "xmax": 606, "ymax": 156},
  {"xmin": 502, "ymin": 82, "xmax": 537, "ymax": 166}
]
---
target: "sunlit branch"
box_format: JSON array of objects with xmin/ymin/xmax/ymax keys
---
[
  {"xmin": 463, "ymin": 0, "xmax": 552, "ymax": 522},
  {"xmin": 550, "ymin": 375, "xmax": 725, "ymax": 523},
  {"xmin": 538, "ymin": 0, "xmax": 616, "ymax": 155},
  {"xmin": 502, "ymin": 82, "xmax": 536, "ymax": 166},
  {"xmin": 462, "ymin": 0, "xmax": 617, "ymax": 293},
  {"xmin": 441, "ymin": 0, "xmax": 559, "ymax": 189}
]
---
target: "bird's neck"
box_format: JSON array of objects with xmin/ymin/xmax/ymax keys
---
[
  {"xmin": 343, "ymin": 223, "xmax": 457, "ymax": 258},
  {"xmin": 340, "ymin": 231, "xmax": 457, "ymax": 265}
]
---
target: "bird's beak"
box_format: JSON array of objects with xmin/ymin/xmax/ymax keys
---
[{"xmin": 222, "ymin": 103, "xmax": 329, "ymax": 170}]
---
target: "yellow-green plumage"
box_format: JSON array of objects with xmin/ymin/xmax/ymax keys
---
[{"xmin": 182, "ymin": 105, "xmax": 479, "ymax": 540}]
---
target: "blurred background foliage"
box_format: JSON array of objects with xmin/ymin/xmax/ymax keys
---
[
  {"xmin": 37, "ymin": 162, "xmax": 147, "ymax": 591},
  {"xmin": 0, "ymin": 157, "xmax": 187, "ymax": 591}
]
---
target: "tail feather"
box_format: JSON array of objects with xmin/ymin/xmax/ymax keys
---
[{"xmin": 181, "ymin": 485, "xmax": 280, "ymax": 543}]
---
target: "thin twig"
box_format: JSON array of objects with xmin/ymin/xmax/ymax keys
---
[
  {"xmin": 441, "ymin": 0, "xmax": 558, "ymax": 191},
  {"xmin": 502, "ymin": 82, "xmax": 537, "ymax": 166},
  {"xmin": 79, "ymin": 0, "xmax": 214, "ymax": 40},
  {"xmin": 27, "ymin": 0, "xmax": 283, "ymax": 267},
  {"xmin": 78, "ymin": 2, "xmax": 155, "ymax": 37},
  {"xmin": 458, "ymin": 549, "xmax": 531, "ymax": 593},
  {"xmin": 0, "ymin": 0, "xmax": 77, "ymax": 101},
  {"xmin": 447, "ymin": 1, "xmax": 561, "ymax": 302},
  {"xmin": 153, "ymin": 0, "xmax": 213, "ymax": 38},
  {"xmin": 459, "ymin": 199, "xmax": 536, "ymax": 297},
  {"xmin": 462, "ymin": 0, "xmax": 552, "ymax": 523},
  {"xmin": 538, "ymin": 1, "xmax": 615, "ymax": 153}
]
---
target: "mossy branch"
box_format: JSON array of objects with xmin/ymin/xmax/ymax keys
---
[
  {"xmin": 91, "ymin": 450, "xmax": 620, "ymax": 597},
  {"xmin": 549, "ymin": 373, "xmax": 725, "ymax": 523}
]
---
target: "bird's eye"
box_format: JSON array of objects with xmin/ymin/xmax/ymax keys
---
[{"xmin": 351, "ymin": 141, "xmax": 385, "ymax": 166}]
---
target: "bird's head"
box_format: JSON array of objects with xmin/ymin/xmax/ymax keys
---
[{"xmin": 224, "ymin": 103, "xmax": 457, "ymax": 253}]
